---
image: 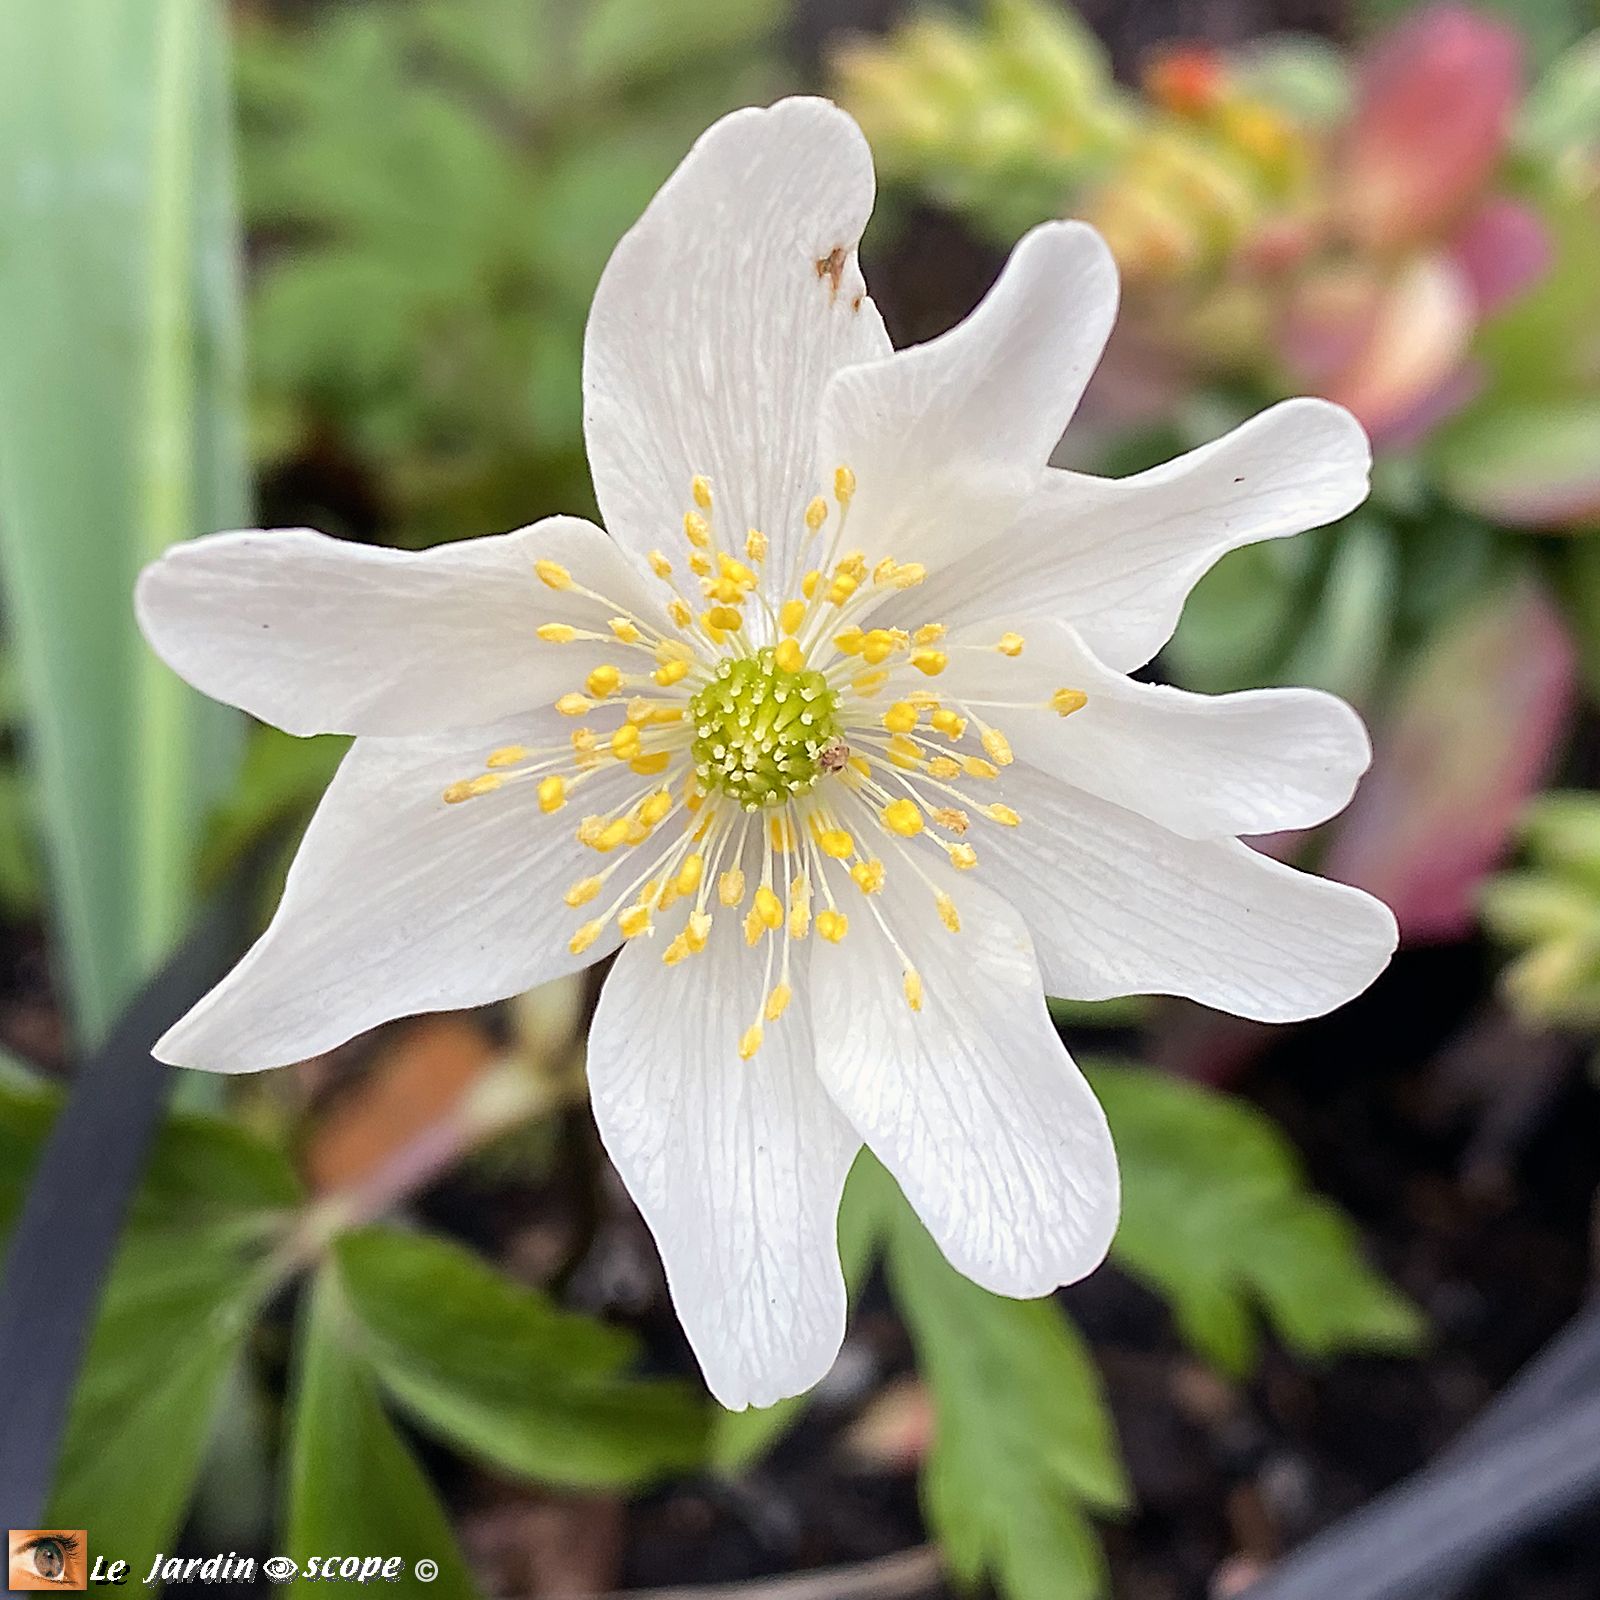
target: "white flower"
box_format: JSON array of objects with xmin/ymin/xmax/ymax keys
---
[{"xmin": 136, "ymin": 98, "xmax": 1396, "ymax": 1409}]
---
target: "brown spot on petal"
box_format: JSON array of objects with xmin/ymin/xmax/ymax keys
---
[{"xmin": 817, "ymin": 245, "xmax": 847, "ymax": 301}]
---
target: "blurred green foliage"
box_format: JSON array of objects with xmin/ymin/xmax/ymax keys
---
[{"xmin": 237, "ymin": 0, "xmax": 781, "ymax": 543}]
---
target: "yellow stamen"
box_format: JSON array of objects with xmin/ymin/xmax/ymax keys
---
[
  {"xmin": 882, "ymin": 798, "xmax": 924, "ymax": 837},
  {"xmin": 556, "ymin": 693, "xmax": 592, "ymax": 717},
  {"xmin": 883, "ymin": 701, "xmax": 918, "ymax": 734},
  {"xmin": 565, "ymin": 876, "xmax": 602, "ymax": 906},
  {"xmin": 684, "ymin": 511, "xmax": 711, "ymax": 549},
  {"xmin": 779, "ymin": 598, "xmax": 807, "ymax": 635},
  {"xmin": 586, "ymin": 664, "xmax": 623, "ymax": 698},
  {"xmin": 818, "ymin": 828, "xmax": 854, "ymax": 859},
  {"xmin": 1051, "ymin": 687, "xmax": 1089, "ymax": 717},
  {"xmin": 486, "ymin": 745, "xmax": 527, "ymax": 768},
  {"xmin": 538, "ymin": 775, "xmax": 566, "ymax": 813},
  {"xmin": 997, "ymin": 631, "xmax": 1025, "ymax": 657},
  {"xmin": 903, "ymin": 969, "xmax": 923, "ymax": 1011},
  {"xmin": 739, "ymin": 1023, "xmax": 764, "ymax": 1061},
  {"xmin": 834, "ymin": 464, "xmax": 856, "ymax": 503},
  {"xmin": 719, "ymin": 868, "xmax": 746, "ymax": 907},
  {"xmin": 619, "ymin": 905, "xmax": 652, "ymax": 938},
  {"xmin": 949, "ymin": 843, "xmax": 978, "ymax": 870},
  {"xmin": 774, "ymin": 637, "xmax": 806, "ymax": 674},
  {"xmin": 535, "ymin": 560, "xmax": 572, "ymax": 590},
  {"xmin": 936, "ymin": 892, "xmax": 961, "ymax": 933},
  {"xmin": 851, "ymin": 858, "xmax": 885, "ymax": 894},
  {"xmin": 648, "ymin": 549, "xmax": 672, "ymax": 578},
  {"xmin": 984, "ymin": 804, "xmax": 1021, "ymax": 827},
  {"xmin": 981, "ymin": 728, "xmax": 1013, "ymax": 767},
  {"xmin": 764, "ymin": 983, "xmax": 792, "ymax": 1021},
  {"xmin": 570, "ymin": 920, "xmax": 605, "ymax": 954},
  {"xmin": 609, "ymin": 617, "xmax": 641, "ymax": 644},
  {"xmin": 754, "ymin": 885, "xmax": 783, "ymax": 930},
  {"xmin": 537, "ymin": 623, "xmax": 576, "ymax": 644},
  {"xmin": 745, "ymin": 528, "xmax": 768, "ymax": 563},
  {"xmin": 910, "ymin": 648, "xmax": 948, "ymax": 676},
  {"xmin": 816, "ymin": 908, "xmax": 849, "ymax": 943},
  {"xmin": 692, "ymin": 475, "xmax": 713, "ymax": 510},
  {"xmin": 805, "ymin": 496, "xmax": 828, "ymax": 531}
]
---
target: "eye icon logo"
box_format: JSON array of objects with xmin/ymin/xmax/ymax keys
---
[
  {"xmin": 262, "ymin": 1557, "xmax": 298, "ymax": 1583},
  {"xmin": 8, "ymin": 1530, "xmax": 88, "ymax": 1590}
]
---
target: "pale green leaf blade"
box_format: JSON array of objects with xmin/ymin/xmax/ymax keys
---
[{"xmin": 0, "ymin": 0, "xmax": 248, "ymax": 1040}]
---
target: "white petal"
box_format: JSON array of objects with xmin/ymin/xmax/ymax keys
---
[
  {"xmin": 809, "ymin": 862, "xmax": 1118, "ymax": 1298},
  {"xmin": 819, "ymin": 221, "xmax": 1117, "ymax": 575},
  {"xmin": 156, "ymin": 717, "xmax": 634, "ymax": 1072},
  {"xmin": 588, "ymin": 907, "xmax": 859, "ymax": 1411},
  {"xmin": 946, "ymin": 620, "xmax": 1371, "ymax": 838},
  {"xmin": 907, "ymin": 398, "xmax": 1371, "ymax": 672},
  {"xmin": 583, "ymin": 97, "xmax": 889, "ymax": 581},
  {"xmin": 136, "ymin": 518, "xmax": 660, "ymax": 737},
  {"xmin": 977, "ymin": 764, "xmax": 1398, "ymax": 1022}
]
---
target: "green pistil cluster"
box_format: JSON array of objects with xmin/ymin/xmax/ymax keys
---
[{"xmin": 690, "ymin": 649, "xmax": 841, "ymax": 810}]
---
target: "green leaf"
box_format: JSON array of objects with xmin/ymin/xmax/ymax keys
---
[
  {"xmin": 711, "ymin": 1151, "xmax": 900, "ymax": 1473},
  {"xmin": 0, "ymin": 0, "xmax": 249, "ymax": 1041},
  {"xmin": 884, "ymin": 1181, "xmax": 1128, "ymax": 1600},
  {"xmin": 285, "ymin": 1269, "xmax": 480, "ymax": 1600},
  {"xmin": 334, "ymin": 1225, "xmax": 708, "ymax": 1488},
  {"xmin": 1090, "ymin": 1063, "xmax": 1425, "ymax": 1374},
  {"xmin": 45, "ymin": 1229, "xmax": 268, "ymax": 1582}
]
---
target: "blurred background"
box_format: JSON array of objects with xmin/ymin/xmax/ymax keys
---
[{"xmin": 2, "ymin": 0, "xmax": 1600, "ymax": 1596}]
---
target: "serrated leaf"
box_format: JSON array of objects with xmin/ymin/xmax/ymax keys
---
[
  {"xmin": 1089, "ymin": 1063, "xmax": 1424, "ymax": 1374},
  {"xmin": 884, "ymin": 1171, "xmax": 1127, "ymax": 1600},
  {"xmin": 334, "ymin": 1225, "xmax": 708, "ymax": 1488},
  {"xmin": 285, "ymin": 1269, "xmax": 480, "ymax": 1599}
]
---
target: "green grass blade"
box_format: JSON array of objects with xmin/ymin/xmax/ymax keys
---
[{"xmin": 0, "ymin": 0, "xmax": 248, "ymax": 1041}]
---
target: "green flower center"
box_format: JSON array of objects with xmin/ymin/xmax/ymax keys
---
[{"xmin": 690, "ymin": 649, "xmax": 842, "ymax": 809}]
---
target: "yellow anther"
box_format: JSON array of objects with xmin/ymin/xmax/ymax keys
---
[
  {"xmin": 910, "ymin": 648, "xmax": 948, "ymax": 676},
  {"xmin": 949, "ymin": 843, "xmax": 978, "ymax": 870},
  {"xmin": 639, "ymin": 789, "xmax": 673, "ymax": 826},
  {"xmin": 625, "ymin": 817, "xmax": 651, "ymax": 846},
  {"xmin": 576, "ymin": 814, "xmax": 606, "ymax": 847},
  {"xmin": 706, "ymin": 575, "xmax": 744, "ymax": 604},
  {"xmin": 626, "ymin": 697, "xmax": 654, "ymax": 725},
  {"xmin": 745, "ymin": 528, "xmax": 768, "ymax": 562},
  {"xmin": 610, "ymin": 723, "xmax": 641, "ymax": 758},
  {"xmin": 788, "ymin": 881, "xmax": 812, "ymax": 940},
  {"xmin": 779, "ymin": 598, "xmax": 807, "ymax": 635},
  {"xmin": 997, "ymin": 631, "xmax": 1025, "ymax": 657},
  {"xmin": 936, "ymin": 892, "xmax": 961, "ymax": 933},
  {"xmin": 1051, "ymin": 687, "xmax": 1089, "ymax": 717},
  {"xmin": 571, "ymin": 728, "xmax": 600, "ymax": 766},
  {"xmin": 594, "ymin": 817, "xmax": 631, "ymax": 852},
  {"xmin": 656, "ymin": 638, "xmax": 695, "ymax": 664},
  {"xmin": 834, "ymin": 464, "xmax": 856, "ymax": 503},
  {"xmin": 692, "ymin": 475, "xmax": 713, "ymax": 510},
  {"xmin": 466, "ymin": 774, "xmax": 502, "ymax": 797},
  {"xmin": 688, "ymin": 550, "xmax": 712, "ymax": 577},
  {"xmin": 631, "ymin": 751, "xmax": 672, "ymax": 776},
  {"xmin": 442, "ymin": 781, "xmax": 474, "ymax": 805},
  {"xmin": 565, "ymin": 876, "xmax": 602, "ymax": 907},
  {"xmin": 818, "ymin": 828, "xmax": 854, "ymax": 859},
  {"xmin": 685, "ymin": 911, "xmax": 712, "ymax": 952},
  {"xmin": 774, "ymin": 637, "xmax": 806, "ymax": 674},
  {"xmin": 721, "ymin": 552, "xmax": 756, "ymax": 586},
  {"xmin": 833, "ymin": 627, "xmax": 865, "ymax": 656},
  {"xmin": 883, "ymin": 702, "xmax": 919, "ymax": 734},
  {"xmin": 886, "ymin": 735, "xmax": 923, "ymax": 770},
  {"xmin": 801, "ymin": 568, "xmax": 822, "ymax": 599},
  {"xmin": 931, "ymin": 708, "xmax": 966, "ymax": 738},
  {"xmin": 619, "ymin": 905, "xmax": 652, "ymax": 938},
  {"xmin": 927, "ymin": 756, "xmax": 961, "ymax": 780},
  {"xmin": 984, "ymin": 804, "xmax": 1021, "ymax": 827},
  {"xmin": 765, "ymin": 983, "xmax": 792, "ymax": 1021},
  {"xmin": 586, "ymin": 664, "xmax": 623, "ymax": 698},
  {"xmin": 537, "ymin": 623, "xmax": 577, "ymax": 644},
  {"xmin": 652, "ymin": 706, "xmax": 684, "ymax": 724},
  {"xmin": 816, "ymin": 909, "xmax": 849, "ymax": 943},
  {"xmin": 981, "ymin": 728, "xmax": 1014, "ymax": 767},
  {"xmin": 743, "ymin": 906, "xmax": 765, "ymax": 946},
  {"xmin": 486, "ymin": 745, "xmax": 527, "ymax": 768},
  {"xmin": 873, "ymin": 557, "xmax": 900, "ymax": 586},
  {"xmin": 805, "ymin": 496, "xmax": 828, "ymax": 531},
  {"xmin": 852, "ymin": 670, "xmax": 888, "ymax": 695},
  {"xmin": 662, "ymin": 933, "xmax": 691, "ymax": 966},
  {"xmin": 754, "ymin": 885, "xmax": 784, "ymax": 930},
  {"xmin": 847, "ymin": 754, "xmax": 871, "ymax": 780},
  {"xmin": 861, "ymin": 629, "xmax": 898, "ymax": 666},
  {"xmin": 719, "ymin": 867, "xmax": 746, "ymax": 907},
  {"xmin": 739, "ymin": 1023, "xmax": 764, "ymax": 1061},
  {"xmin": 964, "ymin": 755, "xmax": 999, "ymax": 780},
  {"xmin": 891, "ymin": 563, "xmax": 926, "ymax": 589},
  {"xmin": 882, "ymin": 798, "xmax": 924, "ymax": 837},
  {"xmin": 668, "ymin": 597, "xmax": 693, "ymax": 628},
  {"xmin": 704, "ymin": 605, "xmax": 743, "ymax": 632},
  {"xmin": 903, "ymin": 968, "xmax": 924, "ymax": 1011},
  {"xmin": 556, "ymin": 693, "xmax": 592, "ymax": 717},
  {"xmin": 913, "ymin": 623, "xmax": 947, "ymax": 647},
  {"xmin": 851, "ymin": 858, "xmax": 885, "ymax": 894},
  {"xmin": 654, "ymin": 658, "xmax": 689, "ymax": 688},
  {"xmin": 676, "ymin": 853, "xmax": 705, "ymax": 897},
  {"xmin": 538, "ymin": 775, "xmax": 567, "ymax": 813},
  {"xmin": 535, "ymin": 560, "xmax": 572, "ymax": 590},
  {"xmin": 934, "ymin": 807, "xmax": 970, "ymax": 834},
  {"xmin": 827, "ymin": 574, "xmax": 859, "ymax": 606},
  {"xmin": 569, "ymin": 920, "xmax": 605, "ymax": 955},
  {"xmin": 648, "ymin": 549, "xmax": 673, "ymax": 578},
  {"xmin": 609, "ymin": 617, "xmax": 642, "ymax": 644},
  {"xmin": 684, "ymin": 511, "xmax": 711, "ymax": 549}
]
